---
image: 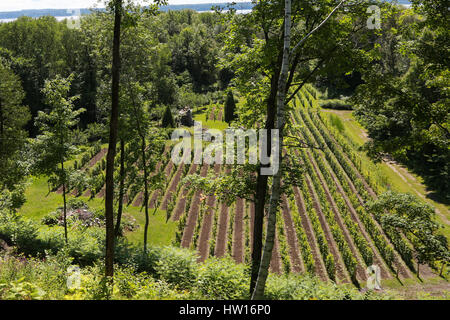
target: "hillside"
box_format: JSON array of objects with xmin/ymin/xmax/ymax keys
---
[{"xmin": 19, "ymin": 85, "xmax": 449, "ymax": 292}]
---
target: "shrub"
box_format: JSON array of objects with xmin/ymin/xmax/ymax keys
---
[
  {"xmin": 265, "ymin": 274, "xmax": 392, "ymax": 300},
  {"xmin": 0, "ymin": 249, "xmax": 73, "ymax": 300},
  {"xmin": 0, "ymin": 211, "xmax": 42, "ymax": 256},
  {"xmin": 319, "ymin": 99, "xmax": 353, "ymax": 110},
  {"xmin": 162, "ymin": 105, "xmax": 175, "ymax": 128},
  {"xmin": 155, "ymin": 246, "xmax": 198, "ymax": 290},
  {"xmin": 197, "ymin": 257, "xmax": 249, "ymax": 299},
  {"xmin": 41, "ymin": 211, "xmax": 60, "ymax": 226}
]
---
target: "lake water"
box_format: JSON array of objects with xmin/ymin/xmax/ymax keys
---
[{"xmin": 0, "ymin": 4, "xmax": 412, "ymax": 24}]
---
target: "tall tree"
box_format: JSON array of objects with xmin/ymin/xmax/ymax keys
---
[
  {"xmin": 33, "ymin": 74, "xmax": 85, "ymax": 243},
  {"xmin": 162, "ymin": 105, "xmax": 175, "ymax": 128},
  {"xmin": 125, "ymin": 80, "xmax": 166, "ymax": 252},
  {"xmin": 224, "ymin": 90, "xmax": 236, "ymax": 124},
  {"xmin": 104, "ymin": 0, "xmax": 123, "ymax": 279},
  {"xmin": 252, "ymin": 0, "xmax": 291, "ymax": 299},
  {"xmin": 0, "ymin": 61, "xmax": 30, "ymax": 199},
  {"xmin": 354, "ymin": 1, "xmax": 450, "ymax": 198},
  {"xmin": 222, "ymin": 0, "xmax": 366, "ymax": 294}
]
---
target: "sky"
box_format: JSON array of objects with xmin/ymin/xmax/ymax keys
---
[{"xmin": 0, "ymin": 0, "xmax": 250, "ymax": 12}]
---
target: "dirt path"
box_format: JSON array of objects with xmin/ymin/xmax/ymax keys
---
[
  {"xmin": 85, "ymin": 148, "xmax": 108, "ymax": 169},
  {"xmin": 160, "ymin": 162, "xmax": 187, "ymax": 211},
  {"xmin": 269, "ymin": 233, "xmax": 282, "ymax": 274},
  {"xmin": 306, "ymin": 151, "xmax": 367, "ymax": 282},
  {"xmin": 305, "ymin": 174, "xmax": 350, "ymax": 284},
  {"xmin": 293, "ymin": 186, "xmax": 329, "ymax": 281},
  {"xmin": 215, "ymin": 203, "xmax": 229, "ymax": 257},
  {"xmin": 172, "ymin": 163, "xmax": 199, "ymax": 221},
  {"xmin": 209, "ymin": 106, "xmax": 216, "ymax": 121},
  {"xmin": 281, "ymin": 195, "xmax": 305, "ymax": 273},
  {"xmin": 197, "ymin": 164, "xmax": 221, "ymax": 262},
  {"xmin": 383, "ymin": 158, "xmax": 450, "ymax": 226},
  {"xmin": 149, "ymin": 161, "xmax": 174, "ymax": 209},
  {"xmin": 214, "ymin": 167, "xmax": 231, "ymax": 257},
  {"xmin": 232, "ymin": 198, "xmax": 245, "ymax": 264},
  {"xmin": 96, "ymin": 186, "xmax": 105, "ymax": 199},
  {"xmin": 181, "ymin": 165, "xmax": 209, "ymax": 248}
]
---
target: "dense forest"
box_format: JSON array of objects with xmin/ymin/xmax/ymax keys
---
[{"xmin": 0, "ymin": 0, "xmax": 448, "ymax": 302}]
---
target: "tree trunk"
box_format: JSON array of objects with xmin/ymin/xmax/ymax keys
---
[
  {"xmin": 61, "ymin": 160, "xmax": 68, "ymax": 244},
  {"xmin": 0, "ymin": 97, "xmax": 3, "ymax": 153},
  {"xmin": 250, "ymin": 51, "xmax": 282, "ymax": 296},
  {"xmin": 252, "ymin": 0, "xmax": 291, "ymax": 300},
  {"xmin": 115, "ymin": 139, "xmax": 125, "ymax": 238},
  {"xmin": 105, "ymin": 0, "xmax": 122, "ymax": 279},
  {"xmin": 141, "ymin": 135, "xmax": 150, "ymax": 253}
]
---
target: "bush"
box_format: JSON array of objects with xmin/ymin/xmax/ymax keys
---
[
  {"xmin": 41, "ymin": 211, "xmax": 60, "ymax": 226},
  {"xmin": 155, "ymin": 246, "xmax": 198, "ymax": 290},
  {"xmin": 265, "ymin": 274, "xmax": 393, "ymax": 300},
  {"xmin": 0, "ymin": 249, "xmax": 74, "ymax": 300},
  {"xmin": 197, "ymin": 257, "xmax": 249, "ymax": 299},
  {"xmin": 319, "ymin": 99, "xmax": 353, "ymax": 110},
  {"xmin": 0, "ymin": 211, "xmax": 41, "ymax": 256}
]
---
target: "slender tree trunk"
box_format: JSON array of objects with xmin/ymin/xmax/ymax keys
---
[
  {"xmin": 141, "ymin": 135, "xmax": 150, "ymax": 253},
  {"xmin": 250, "ymin": 61, "xmax": 282, "ymax": 295},
  {"xmin": 61, "ymin": 160, "xmax": 68, "ymax": 244},
  {"xmin": 105, "ymin": 0, "xmax": 122, "ymax": 278},
  {"xmin": 252, "ymin": 0, "xmax": 291, "ymax": 300},
  {"xmin": 0, "ymin": 97, "xmax": 3, "ymax": 153},
  {"xmin": 115, "ymin": 139, "xmax": 125, "ymax": 238}
]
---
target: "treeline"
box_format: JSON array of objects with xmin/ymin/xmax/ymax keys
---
[
  {"xmin": 352, "ymin": 1, "xmax": 449, "ymax": 199},
  {"xmin": 0, "ymin": 9, "xmax": 233, "ymax": 137}
]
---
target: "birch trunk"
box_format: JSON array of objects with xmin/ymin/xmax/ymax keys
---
[
  {"xmin": 115, "ymin": 139, "xmax": 125, "ymax": 238},
  {"xmin": 251, "ymin": 0, "xmax": 291, "ymax": 300}
]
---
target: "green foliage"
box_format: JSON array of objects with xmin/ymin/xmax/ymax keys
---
[
  {"xmin": 32, "ymin": 74, "xmax": 85, "ymax": 178},
  {"xmin": 224, "ymin": 90, "xmax": 236, "ymax": 124},
  {"xmin": 162, "ymin": 105, "xmax": 175, "ymax": 128},
  {"xmin": 154, "ymin": 246, "xmax": 198, "ymax": 290},
  {"xmin": 197, "ymin": 257, "xmax": 249, "ymax": 299},
  {"xmin": 0, "ymin": 61, "xmax": 30, "ymax": 201},
  {"xmin": 264, "ymin": 273, "xmax": 393, "ymax": 300},
  {"xmin": 353, "ymin": 5, "xmax": 450, "ymax": 197},
  {"xmin": 368, "ymin": 191, "xmax": 450, "ymax": 271},
  {"xmin": 0, "ymin": 211, "xmax": 39, "ymax": 256},
  {"xmin": 319, "ymin": 99, "xmax": 353, "ymax": 110}
]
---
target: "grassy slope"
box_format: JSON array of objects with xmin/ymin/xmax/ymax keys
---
[
  {"xmin": 320, "ymin": 110, "xmax": 450, "ymax": 239},
  {"xmin": 21, "ymin": 178, "xmax": 176, "ymax": 247},
  {"xmin": 321, "ymin": 109, "xmax": 450, "ymax": 296},
  {"xmin": 20, "ymin": 106, "xmax": 228, "ymax": 247}
]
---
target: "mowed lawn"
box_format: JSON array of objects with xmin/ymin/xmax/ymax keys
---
[
  {"xmin": 321, "ymin": 109, "xmax": 450, "ymax": 240},
  {"xmin": 21, "ymin": 175, "xmax": 177, "ymax": 247}
]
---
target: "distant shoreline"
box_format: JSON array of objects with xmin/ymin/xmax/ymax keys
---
[
  {"xmin": 0, "ymin": 2, "xmax": 254, "ymax": 20},
  {"xmin": 0, "ymin": 1, "xmax": 413, "ymax": 22}
]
